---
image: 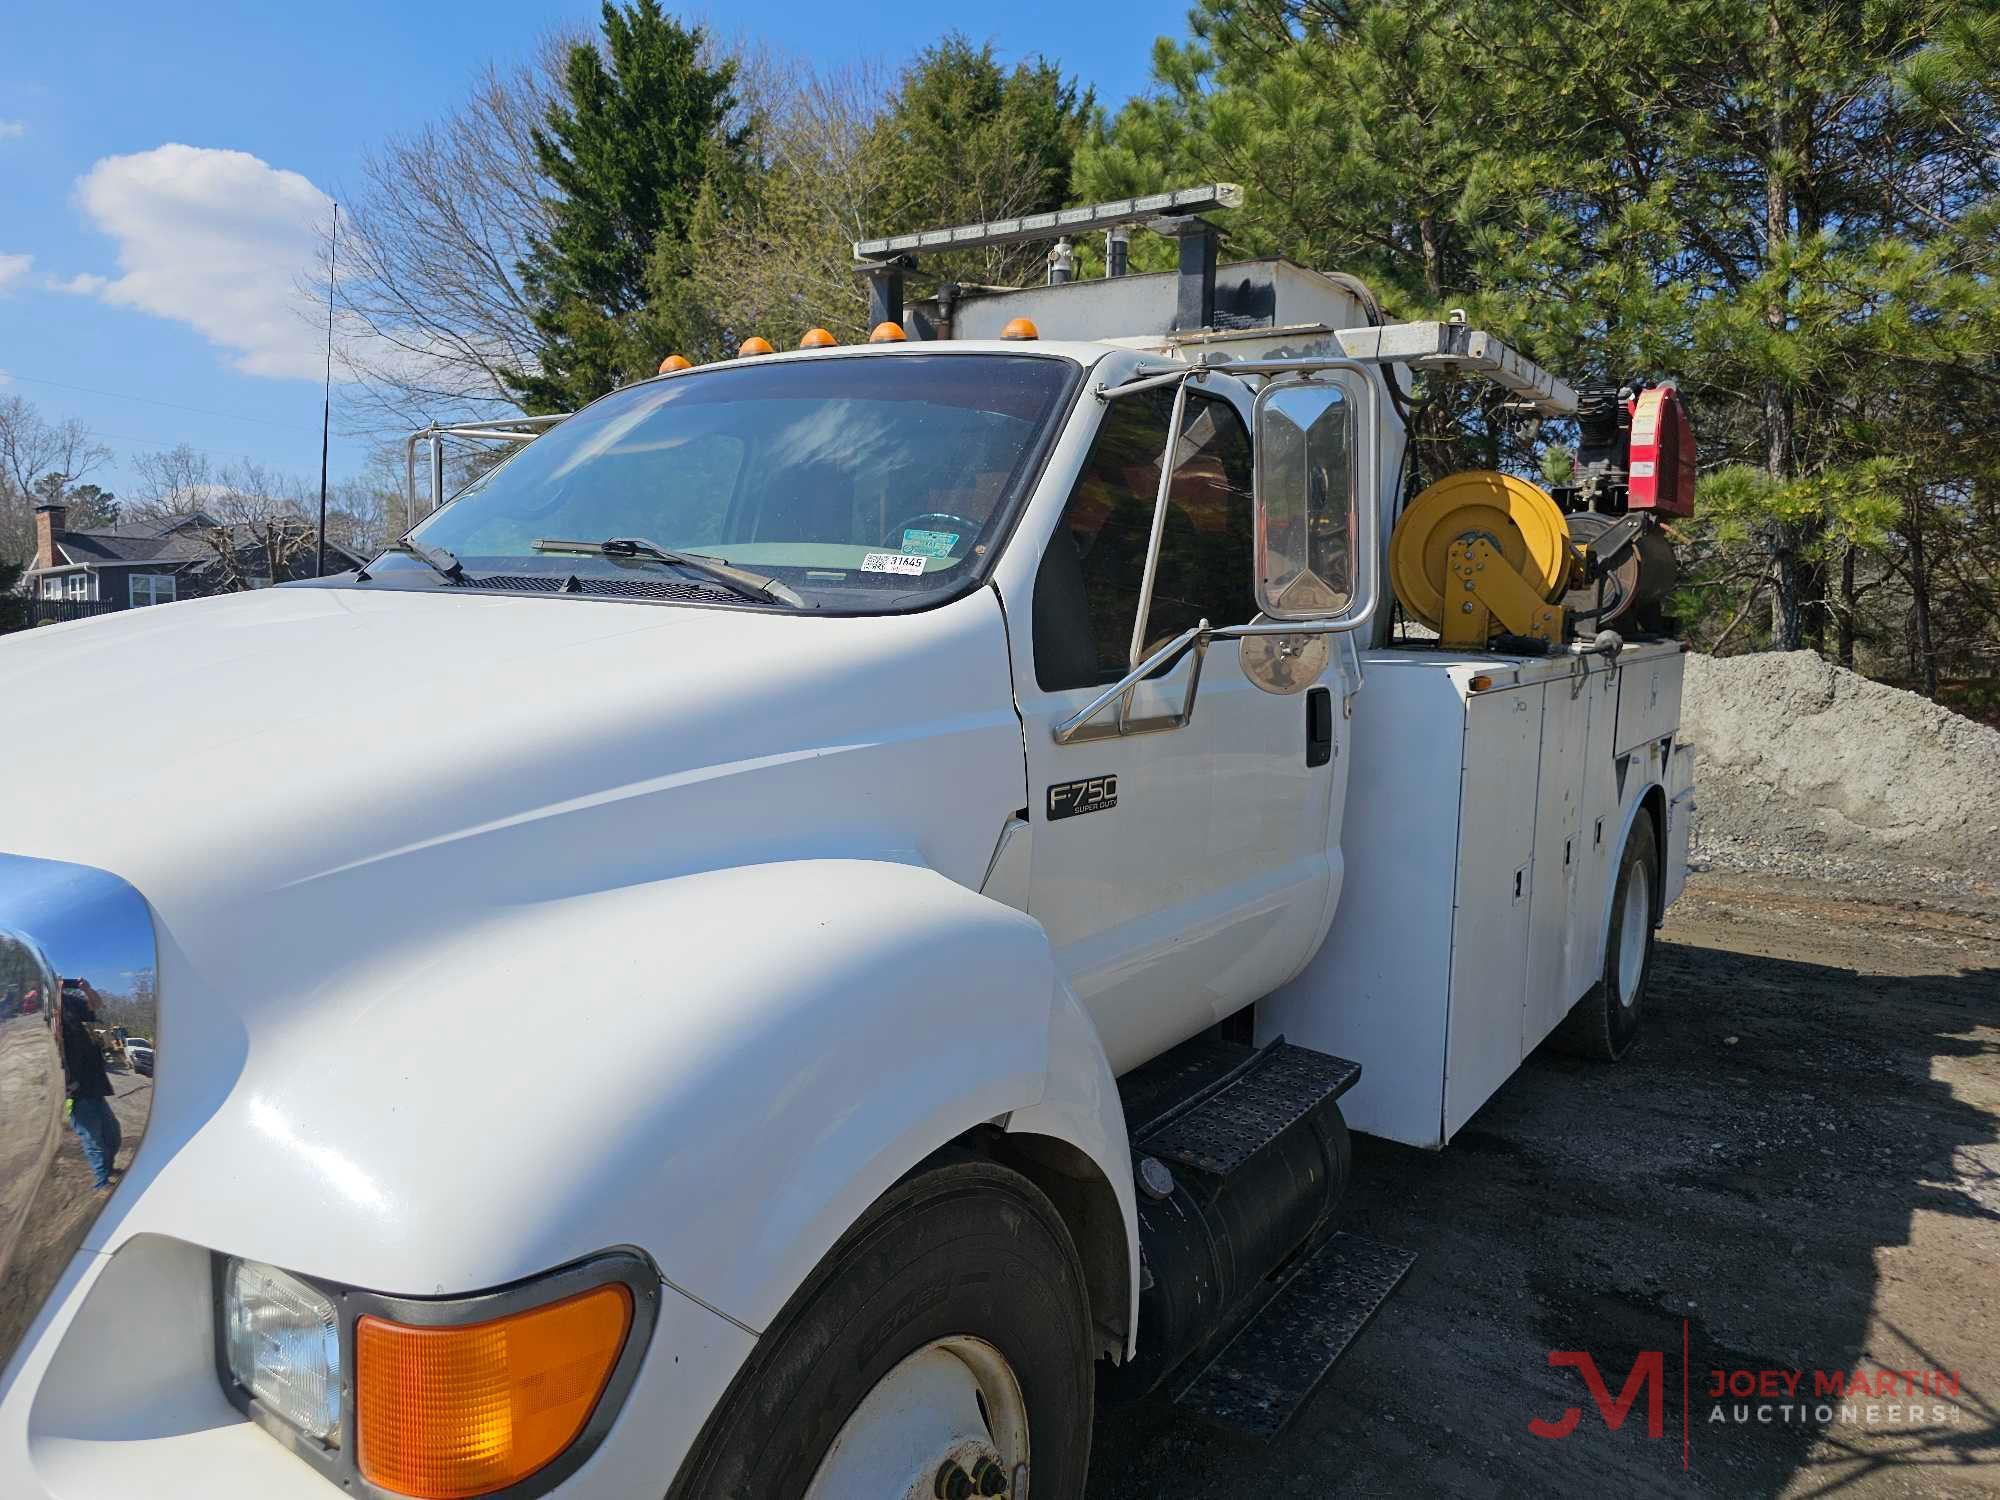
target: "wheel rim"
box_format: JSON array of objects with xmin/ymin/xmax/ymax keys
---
[
  {"xmin": 804, "ymin": 1335, "xmax": 1030, "ymax": 1500},
  {"xmin": 1617, "ymin": 861, "xmax": 1651, "ymax": 1006}
]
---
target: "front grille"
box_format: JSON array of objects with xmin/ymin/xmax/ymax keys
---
[{"xmin": 454, "ymin": 574, "xmax": 738, "ymax": 603}]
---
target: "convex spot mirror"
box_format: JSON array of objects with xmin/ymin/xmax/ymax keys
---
[{"xmin": 1252, "ymin": 371, "xmax": 1376, "ymax": 625}]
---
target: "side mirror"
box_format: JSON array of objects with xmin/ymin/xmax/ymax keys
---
[{"xmin": 1252, "ymin": 370, "xmax": 1377, "ymax": 627}]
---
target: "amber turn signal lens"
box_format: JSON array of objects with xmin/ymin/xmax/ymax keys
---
[
  {"xmin": 798, "ymin": 327, "xmax": 837, "ymax": 348},
  {"xmin": 868, "ymin": 320, "xmax": 908, "ymax": 343},
  {"xmin": 356, "ymin": 1283, "xmax": 633, "ymax": 1499},
  {"xmin": 1000, "ymin": 317, "xmax": 1039, "ymax": 341},
  {"xmin": 657, "ymin": 354, "xmax": 691, "ymax": 373},
  {"xmin": 1469, "ymin": 673, "xmax": 1494, "ymax": 692}
]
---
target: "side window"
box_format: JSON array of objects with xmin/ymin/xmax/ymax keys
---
[{"xmin": 1033, "ymin": 388, "xmax": 1255, "ymax": 691}]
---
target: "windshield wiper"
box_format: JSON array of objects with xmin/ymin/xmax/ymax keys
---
[
  {"xmin": 359, "ymin": 536, "xmax": 467, "ymax": 584},
  {"xmin": 533, "ymin": 536, "xmax": 806, "ymax": 607}
]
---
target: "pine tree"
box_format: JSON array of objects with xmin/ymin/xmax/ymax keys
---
[
  {"xmin": 1093, "ymin": 0, "xmax": 2000, "ymax": 686},
  {"xmin": 674, "ymin": 37, "xmax": 1094, "ymax": 351},
  {"xmin": 867, "ymin": 36, "xmax": 1095, "ymax": 288},
  {"xmin": 31, "ymin": 475, "xmax": 120, "ymax": 530},
  {"xmin": 507, "ymin": 1, "xmax": 745, "ymax": 410}
]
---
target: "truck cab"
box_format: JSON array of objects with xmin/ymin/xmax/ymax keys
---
[{"xmin": 0, "ymin": 189, "xmax": 1692, "ymax": 1500}]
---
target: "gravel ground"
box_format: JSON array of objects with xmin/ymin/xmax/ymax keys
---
[
  {"xmin": 1683, "ymin": 653, "xmax": 2000, "ymax": 895},
  {"xmin": 1089, "ymin": 871, "xmax": 2000, "ymax": 1498}
]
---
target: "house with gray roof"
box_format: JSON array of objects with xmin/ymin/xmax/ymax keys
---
[{"xmin": 25, "ymin": 502, "xmax": 367, "ymax": 612}]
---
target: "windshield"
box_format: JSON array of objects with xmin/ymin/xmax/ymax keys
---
[{"xmin": 406, "ymin": 353, "xmax": 1077, "ymax": 612}]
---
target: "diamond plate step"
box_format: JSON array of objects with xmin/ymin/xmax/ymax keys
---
[
  {"xmin": 1172, "ymin": 1231, "xmax": 1416, "ymax": 1437},
  {"xmin": 1135, "ymin": 1041, "xmax": 1360, "ymax": 1179}
]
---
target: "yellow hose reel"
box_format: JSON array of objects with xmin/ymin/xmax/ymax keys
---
[{"xmin": 1388, "ymin": 470, "xmax": 1582, "ymax": 648}]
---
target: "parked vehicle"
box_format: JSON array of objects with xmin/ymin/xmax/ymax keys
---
[{"xmin": 0, "ymin": 187, "xmax": 1693, "ymax": 1500}]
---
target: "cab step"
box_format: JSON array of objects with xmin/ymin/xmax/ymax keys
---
[
  {"xmin": 1106, "ymin": 1035, "xmax": 1367, "ymax": 1403},
  {"xmin": 1172, "ymin": 1230, "xmax": 1416, "ymax": 1437},
  {"xmin": 1129, "ymin": 1037, "xmax": 1361, "ymax": 1175}
]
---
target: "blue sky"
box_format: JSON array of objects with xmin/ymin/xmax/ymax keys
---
[{"xmin": 0, "ymin": 1, "xmax": 1166, "ymax": 499}]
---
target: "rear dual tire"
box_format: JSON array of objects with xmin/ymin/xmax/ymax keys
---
[{"xmin": 1556, "ymin": 814, "xmax": 1659, "ymax": 1062}]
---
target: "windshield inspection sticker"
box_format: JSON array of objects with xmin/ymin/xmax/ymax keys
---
[
  {"xmin": 861, "ymin": 552, "xmax": 929, "ymax": 576},
  {"xmin": 901, "ymin": 528, "xmax": 960, "ymax": 558}
]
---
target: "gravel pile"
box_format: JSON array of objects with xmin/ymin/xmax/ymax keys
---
[{"xmin": 1680, "ymin": 650, "xmax": 2000, "ymax": 892}]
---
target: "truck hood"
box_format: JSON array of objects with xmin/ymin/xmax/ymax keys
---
[
  {"xmin": 0, "ymin": 584, "xmax": 1022, "ymax": 891},
  {"xmin": 0, "ymin": 584, "xmax": 1030, "ymax": 1291}
]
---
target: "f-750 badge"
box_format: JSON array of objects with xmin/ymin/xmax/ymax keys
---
[{"xmin": 1047, "ymin": 775, "xmax": 1118, "ymax": 821}]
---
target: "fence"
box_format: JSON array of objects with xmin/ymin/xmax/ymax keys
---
[{"xmin": 1, "ymin": 599, "xmax": 120, "ymax": 635}]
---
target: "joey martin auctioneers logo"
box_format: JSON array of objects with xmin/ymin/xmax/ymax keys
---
[{"xmin": 1528, "ymin": 1323, "xmax": 1963, "ymax": 1470}]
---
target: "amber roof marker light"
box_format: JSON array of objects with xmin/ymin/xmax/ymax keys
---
[
  {"xmin": 799, "ymin": 328, "xmax": 838, "ymax": 349},
  {"xmin": 868, "ymin": 321, "xmax": 908, "ymax": 343},
  {"xmin": 657, "ymin": 354, "xmax": 692, "ymax": 373},
  {"xmin": 736, "ymin": 336, "xmax": 775, "ymax": 357},
  {"xmin": 1000, "ymin": 317, "xmax": 1039, "ymax": 341}
]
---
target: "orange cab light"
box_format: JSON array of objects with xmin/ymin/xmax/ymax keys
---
[
  {"xmin": 1000, "ymin": 317, "xmax": 1039, "ymax": 341},
  {"xmin": 868, "ymin": 320, "xmax": 908, "ymax": 343},
  {"xmin": 1469, "ymin": 674, "xmax": 1495, "ymax": 692},
  {"xmin": 736, "ymin": 336, "xmax": 774, "ymax": 357},
  {"xmin": 799, "ymin": 327, "xmax": 837, "ymax": 349},
  {"xmin": 356, "ymin": 1283, "xmax": 633, "ymax": 1499},
  {"xmin": 657, "ymin": 354, "xmax": 692, "ymax": 373}
]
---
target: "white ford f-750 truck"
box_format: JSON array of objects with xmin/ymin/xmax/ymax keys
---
[{"xmin": 0, "ymin": 187, "xmax": 1694, "ymax": 1500}]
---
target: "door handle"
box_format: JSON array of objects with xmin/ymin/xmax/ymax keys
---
[{"xmin": 1306, "ymin": 686, "xmax": 1333, "ymax": 767}]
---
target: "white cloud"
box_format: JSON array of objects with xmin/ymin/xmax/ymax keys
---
[
  {"xmin": 67, "ymin": 144, "xmax": 332, "ymax": 380},
  {"xmin": 48, "ymin": 271, "xmax": 108, "ymax": 294},
  {"xmin": 0, "ymin": 121, "xmax": 25, "ymax": 141},
  {"xmin": 0, "ymin": 252, "xmax": 31, "ymax": 293}
]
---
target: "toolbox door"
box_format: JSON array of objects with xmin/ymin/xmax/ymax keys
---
[
  {"xmin": 1443, "ymin": 681, "xmax": 1542, "ymax": 1138},
  {"xmin": 1524, "ymin": 666, "xmax": 1594, "ymax": 1050}
]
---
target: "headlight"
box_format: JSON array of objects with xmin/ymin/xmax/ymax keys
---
[
  {"xmin": 223, "ymin": 1258, "xmax": 342, "ymax": 1443},
  {"xmin": 216, "ymin": 1249, "xmax": 658, "ymax": 1498}
]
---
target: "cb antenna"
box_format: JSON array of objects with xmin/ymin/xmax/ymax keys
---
[{"xmin": 315, "ymin": 201, "xmax": 339, "ymax": 577}]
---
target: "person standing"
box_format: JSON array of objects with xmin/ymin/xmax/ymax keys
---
[{"xmin": 58, "ymin": 981, "xmax": 121, "ymax": 1189}]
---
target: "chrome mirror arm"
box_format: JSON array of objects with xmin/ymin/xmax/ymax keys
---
[
  {"xmin": 1052, "ymin": 613, "xmax": 1374, "ymax": 744},
  {"xmin": 1127, "ymin": 375, "xmax": 1194, "ymax": 675},
  {"xmin": 1053, "ymin": 356, "xmax": 1383, "ymax": 747},
  {"xmin": 1054, "ymin": 622, "xmax": 1211, "ymax": 744},
  {"xmin": 1095, "ymin": 367, "xmax": 1206, "ymax": 402}
]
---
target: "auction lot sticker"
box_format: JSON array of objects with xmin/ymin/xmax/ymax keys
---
[{"xmin": 861, "ymin": 552, "xmax": 928, "ymax": 576}]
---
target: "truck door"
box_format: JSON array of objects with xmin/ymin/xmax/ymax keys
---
[{"xmin": 1007, "ymin": 380, "xmax": 1344, "ymax": 1074}]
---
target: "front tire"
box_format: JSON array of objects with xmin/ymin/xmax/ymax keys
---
[
  {"xmin": 667, "ymin": 1155, "xmax": 1095, "ymax": 1500},
  {"xmin": 1556, "ymin": 813, "xmax": 1659, "ymax": 1061}
]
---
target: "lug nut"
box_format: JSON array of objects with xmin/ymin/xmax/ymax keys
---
[
  {"xmin": 936, "ymin": 1460, "xmax": 974, "ymax": 1499},
  {"xmin": 972, "ymin": 1455, "xmax": 1010, "ymax": 1495}
]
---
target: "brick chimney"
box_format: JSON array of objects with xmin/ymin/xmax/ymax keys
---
[{"xmin": 33, "ymin": 503, "xmax": 66, "ymax": 571}]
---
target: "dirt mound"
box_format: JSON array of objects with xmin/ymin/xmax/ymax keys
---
[{"xmin": 1680, "ymin": 651, "xmax": 2000, "ymax": 888}]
